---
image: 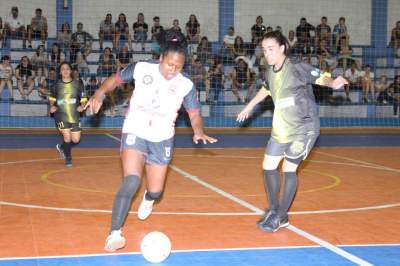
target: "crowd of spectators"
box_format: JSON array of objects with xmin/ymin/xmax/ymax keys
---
[{"xmin": 0, "ymin": 6, "xmax": 399, "ymax": 115}]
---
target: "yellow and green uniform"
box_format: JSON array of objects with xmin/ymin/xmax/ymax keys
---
[
  {"xmin": 49, "ymin": 80, "xmax": 87, "ymax": 128},
  {"xmin": 266, "ymin": 58, "xmax": 321, "ymax": 143}
]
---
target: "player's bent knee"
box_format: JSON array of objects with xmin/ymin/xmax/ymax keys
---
[
  {"xmin": 262, "ymin": 155, "xmax": 282, "ymax": 170},
  {"xmin": 282, "ymin": 157, "xmax": 301, "ymax": 171}
]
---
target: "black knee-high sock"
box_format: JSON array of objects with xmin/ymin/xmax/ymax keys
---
[
  {"xmin": 279, "ymin": 172, "xmax": 298, "ymax": 217},
  {"xmin": 62, "ymin": 141, "xmax": 72, "ymax": 159},
  {"xmin": 111, "ymin": 175, "xmax": 140, "ymax": 231},
  {"xmin": 263, "ymin": 169, "xmax": 281, "ymax": 212}
]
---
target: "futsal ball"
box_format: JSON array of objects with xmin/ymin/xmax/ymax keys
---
[{"xmin": 140, "ymin": 231, "xmax": 172, "ymax": 263}]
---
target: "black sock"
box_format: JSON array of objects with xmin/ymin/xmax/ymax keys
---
[
  {"xmin": 111, "ymin": 175, "xmax": 141, "ymax": 231},
  {"xmin": 62, "ymin": 141, "xmax": 72, "ymax": 160},
  {"xmin": 263, "ymin": 169, "xmax": 281, "ymax": 212},
  {"xmin": 278, "ymin": 172, "xmax": 298, "ymax": 217}
]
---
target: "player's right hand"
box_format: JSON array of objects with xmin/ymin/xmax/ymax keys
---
[{"xmin": 85, "ymin": 92, "xmax": 105, "ymax": 114}]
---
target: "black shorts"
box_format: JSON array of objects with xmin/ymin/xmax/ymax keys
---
[{"xmin": 55, "ymin": 120, "xmax": 82, "ymax": 132}]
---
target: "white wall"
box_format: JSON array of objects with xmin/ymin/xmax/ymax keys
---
[
  {"xmin": 388, "ymin": 0, "xmax": 400, "ymax": 43},
  {"xmin": 0, "ymin": 0, "xmax": 57, "ymax": 37},
  {"xmin": 73, "ymin": 0, "xmax": 219, "ymax": 41},
  {"xmin": 235, "ymin": 0, "xmax": 372, "ymax": 45}
]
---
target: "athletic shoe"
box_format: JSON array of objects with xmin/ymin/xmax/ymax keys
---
[
  {"xmin": 256, "ymin": 209, "xmax": 276, "ymax": 227},
  {"xmin": 137, "ymin": 191, "xmax": 154, "ymax": 220},
  {"xmin": 104, "ymin": 229, "xmax": 126, "ymax": 252},
  {"xmin": 65, "ymin": 158, "xmax": 72, "ymax": 167},
  {"xmin": 258, "ymin": 213, "xmax": 289, "ymax": 233},
  {"xmin": 56, "ymin": 144, "xmax": 66, "ymax": 160}
]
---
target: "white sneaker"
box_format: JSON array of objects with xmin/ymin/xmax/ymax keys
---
[
  {"xmin": 137, "ymin": 191, "xmax": 154, "ymax": 220},
  {"xmin": 104, "ymin": 229, "xmax": 126, "ymax": 252}
]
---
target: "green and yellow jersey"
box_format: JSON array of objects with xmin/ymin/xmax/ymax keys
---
[{"xmin": 49, "ymin": 80, "xmax": 87, "ymax": 123}]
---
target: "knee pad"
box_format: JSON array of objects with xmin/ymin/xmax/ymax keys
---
[{"xmin": 145, "ymin": 191, "xmax": 162, "ymax": 201}]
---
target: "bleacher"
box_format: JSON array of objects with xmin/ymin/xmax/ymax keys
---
[{"xmin": 1, "ymin": 35, "xmax": 399, "ymax": 120}]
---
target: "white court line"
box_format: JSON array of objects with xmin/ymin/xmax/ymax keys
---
[
  {"xmin": 2, "ymin": 200, "xmax": 399, "ymax": 216},
  {"xmin": 314, "ymin": 150, "xmax": 400, "ymax": 173}
]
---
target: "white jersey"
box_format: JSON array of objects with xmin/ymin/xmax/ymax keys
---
[{"xmin": 116, "ymin": 61, "xmax": 200, "ymax": 142}]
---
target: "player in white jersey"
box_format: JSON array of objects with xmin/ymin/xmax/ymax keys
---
[{"xmin": 86, "ymin": 29, "xmax": 217, "ymax": 252}]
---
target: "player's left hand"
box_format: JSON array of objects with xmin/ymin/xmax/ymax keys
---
[
  {"xmin": 193, "ymin": 134, "xmax": 218, "ymax": 144},
  {"xmin": 332, "ymin": 76, "xmax": 349, "ymax": 90}
]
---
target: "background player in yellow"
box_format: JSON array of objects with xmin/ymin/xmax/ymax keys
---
[{"xmin": 49, "ymin": 62, "xmax": 87, "ymax": 167}]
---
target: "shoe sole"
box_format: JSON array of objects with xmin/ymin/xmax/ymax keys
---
[{"xmin": 104, "ymin": 237, "xmax": 126, "ymax": 252}]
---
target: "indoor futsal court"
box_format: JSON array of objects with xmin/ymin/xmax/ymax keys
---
[
  {"xmin": 0, "ymin": 129, "xmax": 399, "ymax": 266},
  {"xmin": 1, "ymin": 0, "xmax": 400, "ymax": 265}
]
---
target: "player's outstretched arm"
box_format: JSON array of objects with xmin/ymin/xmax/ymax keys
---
[
  {"xmin": 237, "ymin": 86, "xmax": 271, "ymax": 122},
  {"xmin": 188, "ymin": 111, "xmax": 218, "ymax": 144},
  {"xmin": 85, "ymin": 75, "xmax": 119, "ymax": 114}
]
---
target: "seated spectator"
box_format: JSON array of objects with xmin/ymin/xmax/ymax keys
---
[
  {"xmin": 39, "ymin": 67, "xmax": 56, "ymax": 100},
  {"xmin": 73, "ymin": 52, "xmax": 89, "ymax": 78},
  {"xmin": 375, "ymin": 74, "xmax": 391, "ymax": 104},
  {"xmin": 188, "ymin": 58, "xmax": 207, "ymax": 99},
  {"xmin": 170, "ymin": 19, "xmax": 182, "ymax": 33},
  {"xmin": 315, "ymin": 16, "xmax": 331, "ymax": 47},
  {"xmin": 337, "ymin": 36, "xmax": 353, "ymax": 69},
  {"xmin": 15, "ymin": 56, "xmax": 34, "ymax": 100},
  {"xmin": 71, "ymin": 22, "xmax": 93, "ymax": 62},
  {"xmin": 85, "ymin": 76, "xmax": 99, "ymax": 97},
  {"xmin": 206, "ymin": 59, "xmax": 225, "ymax": 103},
  {"xmin": 116, "ymin": 44, "xmax": 133, "ymax": 71},
  {"xmin": 316, "ymin": 39, "xmax": 333, "ymax": 65},
  {"xmin": 230, "ymin": 56, "xmax": 255, "ymax": 103},
  {"xmin": 151, "ymin": 16, "xmax": 164, "ymax": 41},
  {"xmin": 97, "ymin": 47, "xmax": 116, "ymax": 76},
  {"xmin": 31, "ymin": 44, "xmax": 48, "ymax": 84},
  {"xmin": 333, "ymin": 17, "xmax": 349, "ymax": 49},
  {"xmin": 185, "ymin": 14, "xmax": 200, "ymax": 43},
  {"xmin": 233, "ymin": 36, "xmax": 247, "ymax": 60},
  {"xmin": 220, "ymin": 26, "xmax": 236, "ymax": 64},
  {"xmin": 313, "ymin": 60, "xmax": 333, "ymax": 103},
  {"xmin": 72, "ymin": 67, "xmax": 85, "ymax": 88},
  {"xmin": 287, "ymin": 30, "xmax": 298, "ymax": 55},
  {"xmin": 3, "ymin": 6, "xmax": 26, "ymax": 48},
  {"xmin": 48, "ymin": 43, "xmax": 65, "ymax": 70},
  {"xmin": 0, "ymin": 17, "xmax": 3, "ymax": 44},
  {"xmin": 295, "ymin": 17, "xmax": 315, "ymax": 57},
  {"xmin": 344, "ymin": 61, "xmax": 362, "ymax": 102},
  {"xmin": 360, "ymin": 65, "xmax": 375, "ymax": 103},
  {"xmin": 133, "ymin": 13, "xmax": 148, "ymax": 51},
  {"xmin": 57, "ymin": 22, "xmax": 72, "ymax": 61},
  {"xmin": 99, "ymin": 13, "xmax": 115, "ymax": 50},
  {"xmin": 388, "ymin": 75, "xmax": 400, "ymax": 116},
  {"xmin": 115, "ymin": 13, "xmax": 131, "ymax": 50},
  {"xmin": 27, "ymin": 8, "xmax": 48, "ymax": 48},
  {"xmin": 389, "ymin": 21, "xmax": 400, "ymax": 56},
  {"xmin": 253, "ymin": 38, "xmax": 267, "ymax": 70},
  {"xmin": 250, "ymin": 16, "xmax": 266, "ymax": 52},
  {"xmin": 196, "ymin": 36, "xmax": 213, "ymax": 65},
  {"xmin": 0, "ymin": 55, "xmax": 14, "ymax": 101}
]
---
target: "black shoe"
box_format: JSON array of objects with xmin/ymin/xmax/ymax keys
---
[
  {"xmin": 65, "ymin": 158, "xmax": 72, "ymax": 167},
  {"xmin": 257, "ymin": 213, "xmax": 289, "ymax": 233},
  {"xmin": 256, "ymin": 209, "xmax": 276, "ymax": 227},
  {"xmin": 56, "ymin": 144, "xmax": 66, "ymax": 160}
]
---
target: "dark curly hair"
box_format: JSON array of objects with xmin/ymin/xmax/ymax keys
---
[{"xmin": 158, "ymin": 29, "xmax": 187, "ymax": 57}]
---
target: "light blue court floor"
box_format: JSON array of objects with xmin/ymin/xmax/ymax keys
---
[{"xmin": 1, "ymin": 245, "xmax": 399, "ymax": 266}]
